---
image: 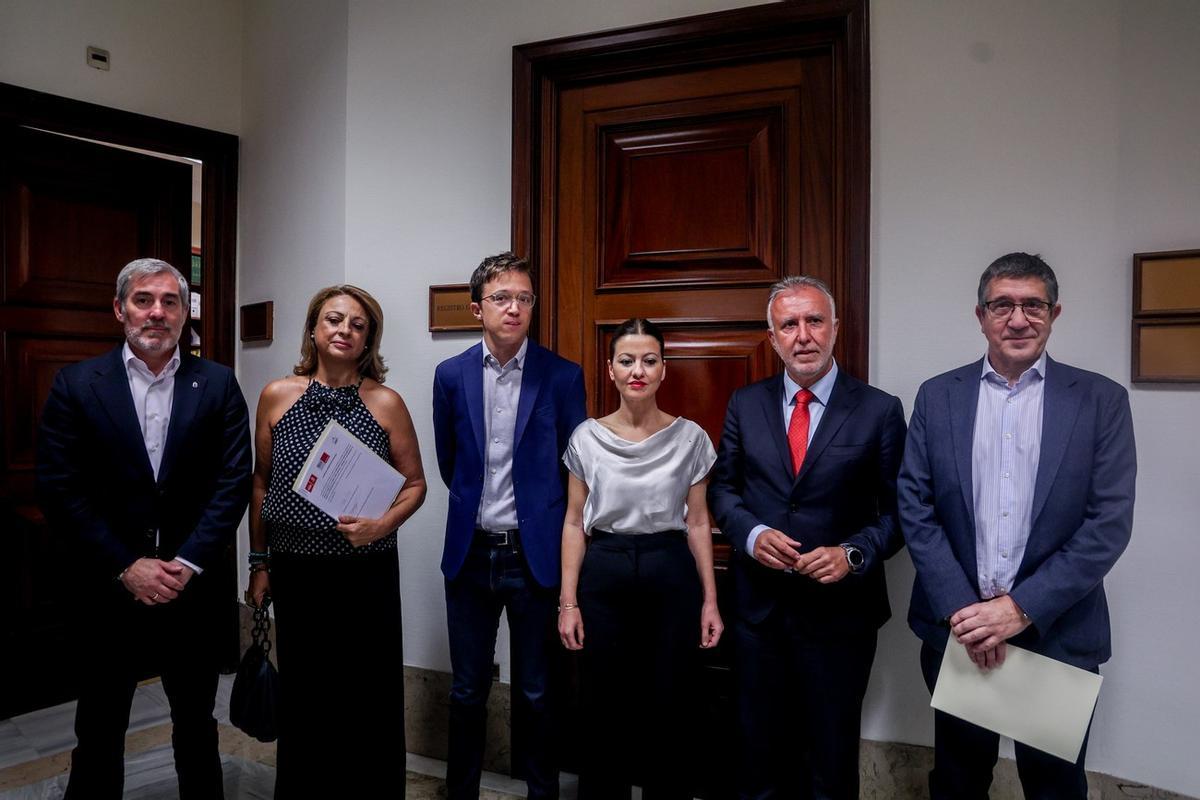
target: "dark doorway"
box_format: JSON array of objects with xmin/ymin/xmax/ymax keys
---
[{"xmin": 0, "ymin": 84, "xmax": 239, "ymax": 718}]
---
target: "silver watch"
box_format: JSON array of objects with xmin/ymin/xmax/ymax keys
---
[{"xmin": 840, "ymin": 544, "xmax": 865, "ymax": 573}]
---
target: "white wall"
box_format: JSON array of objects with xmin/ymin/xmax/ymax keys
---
[
  {"xmin": 235, "ymin": 0, "xmax": 351, "ymax": 589},
  {"xmin": 869, "ymin": 1, "xmax": 1200, "ymax": 795},
  {"xmin": 0, "ymin": 0, "xmax": 242, "ymax": 134}
]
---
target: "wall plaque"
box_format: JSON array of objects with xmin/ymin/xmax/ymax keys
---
[
  {"xmin": 1132, "ymin": 249, "xmax": 1200, "ymax": 382},
  {"xmin": 429, "ymin": 284, "xmax": 480, "ymax": 332}
]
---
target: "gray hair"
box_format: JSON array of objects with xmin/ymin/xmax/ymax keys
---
[
  {"xmin": 766, "ymin": 275, "xmax": 837, "ymax": 327},
  {"xmin": 977, "ymin": 252, "xmax": 1059, "ymax": 307},
  {"xmin": 115, "ymin": 258, "xmax": 189, "ymax": 309}
]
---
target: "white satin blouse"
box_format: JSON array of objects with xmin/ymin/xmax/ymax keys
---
[{"xmin": 562, "ymin": 416, "xmax": 716, "ymax": 535}]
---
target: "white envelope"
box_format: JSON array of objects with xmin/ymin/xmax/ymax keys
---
[{"xmin": 931, "ymin": 640, "xmax": 1102, "ymax": 762}]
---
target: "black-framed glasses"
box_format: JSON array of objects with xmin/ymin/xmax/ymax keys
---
[
  {"xmin": 482, "ymin": 291, "xmax": 536, "ymax": 309},
  {"xmin": 981, "ymin": 299, "xmax": 1053, "ymax": 320}
]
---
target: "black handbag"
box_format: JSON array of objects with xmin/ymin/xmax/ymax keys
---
[{"xmin": 230, "ymin": 594, "xmax": 280, "ymax": 742}]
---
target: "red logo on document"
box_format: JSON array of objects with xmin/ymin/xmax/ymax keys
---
[
  {"xmin": 320, "ymin": 452, "xmax": 330, "ymax": 464},
  {"xmin": 304, "ymin": 475, "xmax": 317, "ymax": 492}
]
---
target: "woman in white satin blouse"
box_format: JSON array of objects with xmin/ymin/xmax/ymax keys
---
[{"xmin": 558, "ymin": 317, "xmax": 723, "ymax": 800}]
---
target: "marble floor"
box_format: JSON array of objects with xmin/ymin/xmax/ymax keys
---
[{"xmin": 0, "ymin": 676, "xmax": 584, "ymax": 799}]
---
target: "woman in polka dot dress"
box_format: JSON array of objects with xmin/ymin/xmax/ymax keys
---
[{"xmin": 247, "ymin": 285, "xmax": 426, "ymax": 796}]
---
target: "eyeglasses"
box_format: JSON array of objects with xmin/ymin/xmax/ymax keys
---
[
  {"xmin": 980, "ymin": 299, "xmax": 1053, "ymax": 320},
  {"xmin": 482, "ymin": 291, "xmax": 536, "ymax": 309}
]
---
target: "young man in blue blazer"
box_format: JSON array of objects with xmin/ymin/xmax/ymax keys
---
[
  {"xmin": 899, "ymin": 252, "xmax": 1136, "ymax": 799},
  {"xmin": 432, "ymin": 252, "xmax": 586, "ymax": 799}
]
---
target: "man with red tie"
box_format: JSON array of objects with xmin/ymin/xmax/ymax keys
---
[{"xmin": 709, "ymin": 276, "xmax": 908, "ymax": 800}]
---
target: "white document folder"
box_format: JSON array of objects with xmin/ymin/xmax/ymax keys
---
[
  {"xmin": 931, "ymin": 640, "xmax": 1102, "ymax": 762},
  {"xmin": 291, "ymin": 418, "xmax": 406, "ymax": 521}
]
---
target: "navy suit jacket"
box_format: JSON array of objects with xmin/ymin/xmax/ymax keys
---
[
  {"xmin": 709, "ymin": 369, "xmax": 907, "ymax": 634},
  {"xmin": 433, "ymin": 340, "xmax": 586, "ymax": 588},
  {"xmin": 898, "ymin": 356, "xmax": 1136, "ymax": 669},
  {"xmin": 36, "ymin": 347, "xmax": 253, "ymax": 585}
]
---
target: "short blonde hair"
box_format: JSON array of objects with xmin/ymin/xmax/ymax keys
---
[{"xmin": 294, "ymin": 285, "xmax": 388, "ymax": 383}]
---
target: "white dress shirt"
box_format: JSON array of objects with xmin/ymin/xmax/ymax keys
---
[{"xmin": 122, "ymin": 342, "xmax": 201, "ymax": 573}]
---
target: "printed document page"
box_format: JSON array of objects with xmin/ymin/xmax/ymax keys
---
[{"xmin": 291, "ymin": 418, "xmax": 406, "ymax": 521}]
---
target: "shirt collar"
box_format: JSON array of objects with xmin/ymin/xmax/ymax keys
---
[
  {"xmin": 123, "ymin": 341, "xmax": 181, "ymax": 379},
  {"xmin": 981, "ymin": 351, "xmax": 1047, "ymax": 387},
  {"xmin": 783, "ymin": 359, "xmax": 838, "ymax": 406},
  {"xmin": 481, "ymin": 336, "xmax": 528, "ymax": 370}
]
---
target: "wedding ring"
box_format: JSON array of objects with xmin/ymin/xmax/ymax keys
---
[{"xmin": 151, "ymin": 592, "xmax": 159, "ymax": 600}]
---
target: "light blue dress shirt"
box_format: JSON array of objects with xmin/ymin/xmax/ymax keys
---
[
  {"xmin": 972, "ymin": 351, "xmax": 1046, "ymax": 598},
  {"xmin": 476, "ymin": 337, "xmax": 527, "ymax": 531}
]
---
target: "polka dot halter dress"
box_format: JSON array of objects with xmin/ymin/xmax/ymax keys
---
[{"xmin": 262, "ymin": 379, "xmax": 397, "ymax": 555}]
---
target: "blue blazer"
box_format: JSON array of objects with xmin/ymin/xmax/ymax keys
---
[
  {"xmin": 433, "ymin": 341, "xmax": 586, "ymax": 588},
  {"xmin": 709, "ymin": 369, "xmax": 907, "ymax": 634},
  {"xmin": 898, "ymin": 356, "xmax": 1136, "ymax": 668},
  {"xmin": 36, "ymin": 347, "xmax": 253, "ymax": 582}
]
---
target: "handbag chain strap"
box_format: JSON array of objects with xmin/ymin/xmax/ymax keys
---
[{"xmin": 251, "ymin": 593, "xmax": 273, "ymax": 655}]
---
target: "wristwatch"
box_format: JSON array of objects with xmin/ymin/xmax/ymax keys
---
[{"xmin": 840, "ymin": 544, "xmax": 865, "ymax": 573}]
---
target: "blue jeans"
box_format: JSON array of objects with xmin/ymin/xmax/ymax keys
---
[{"xmin": 445, "ymin": 535, "xmax": 558, "ymax": 799}]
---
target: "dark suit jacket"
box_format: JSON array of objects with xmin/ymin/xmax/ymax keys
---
[
  {"xmin": 898, "ymin": 356, "xmax": 1136, "ymax": 669},
  {"xmin": 36, "ymin": 347, "xmax": 253, "ymax": 587},
  {"xmin": 709, "ymin": 368, "xmax": 907, "ymax": 634},
  {"xmin": 433, "ymin": 340, "xmax": 586, "ymax": 589}
]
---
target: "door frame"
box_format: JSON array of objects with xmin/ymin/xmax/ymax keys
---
[
  {"xmin": 512, "ymin": 0, "xmax": 871, "ymax": 378},
  {"xmin": 0, "ymin": 82, "xmax": 239, "ymax": 365}
]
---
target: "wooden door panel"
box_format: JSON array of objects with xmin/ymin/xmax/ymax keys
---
[
  {"xmin": 4, "ymin": 335, "xmax": 116, "ymax": 480},
  {"xmin": 558, "ymin": 55, "xmax": 832, "ymax": 419},
  {"xmin": 601, "ymin": 110, "xmax": 781, "ymax": 285},
  {"xmin": 3, "ymin": 127, "xmax": 191, "ymax": 309}
]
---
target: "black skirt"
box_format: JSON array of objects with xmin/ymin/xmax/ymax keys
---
[{"xmin": 270, "ymin": 549, "xmax": 405, "ymax": 797}]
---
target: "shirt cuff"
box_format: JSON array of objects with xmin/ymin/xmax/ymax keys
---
[
  {"xmin": 746, "ymin": 524, "xmax": 769, "ymax": 556},
  {"xmin": 174, "ymin": 556, "xmax": 203, "ymax": 575}
]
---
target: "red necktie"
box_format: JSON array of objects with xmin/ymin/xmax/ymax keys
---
[{"xmin": 788, "ymin": 388, "xmax": 815, "ymax": 476}]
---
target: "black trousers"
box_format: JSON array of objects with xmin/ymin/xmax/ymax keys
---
[
  {"xmin": 733, "ymin": 605, "xmax": 877, "ymax": 800},
  {"xmin": 66, "ymin": 574, "xmax": 224, "ymax": 800},
  {"xmin": 576, "ymin": 530, "xmax": 702, "ymax": 800},
  {"xmin": 920, "ymin": 642, "xmax": 1091, "ymax": 800},
  {"xmin": 444, "ymin": 534, "xmax": 559, "ymax": 800},
  {"xmin": 271, "ymin": 550, "xmax": 405, "ymax": 798}
]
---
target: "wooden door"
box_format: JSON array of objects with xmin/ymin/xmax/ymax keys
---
[
  {"xmin": 515, "ymin": 3, "xmax": 869, "ymax": 795},
  {"xmin": 0, "ymin": 125, "xmax": 192, "ymax": 717},
  {"xmin": 555, "ymin": 56, "xmax": 836, "ymax": 437}
]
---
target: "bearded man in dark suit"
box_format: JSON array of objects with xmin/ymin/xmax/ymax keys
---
[{"xmin": 38, "ymin": 257, "xmax": 252, "ymax": 799}]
